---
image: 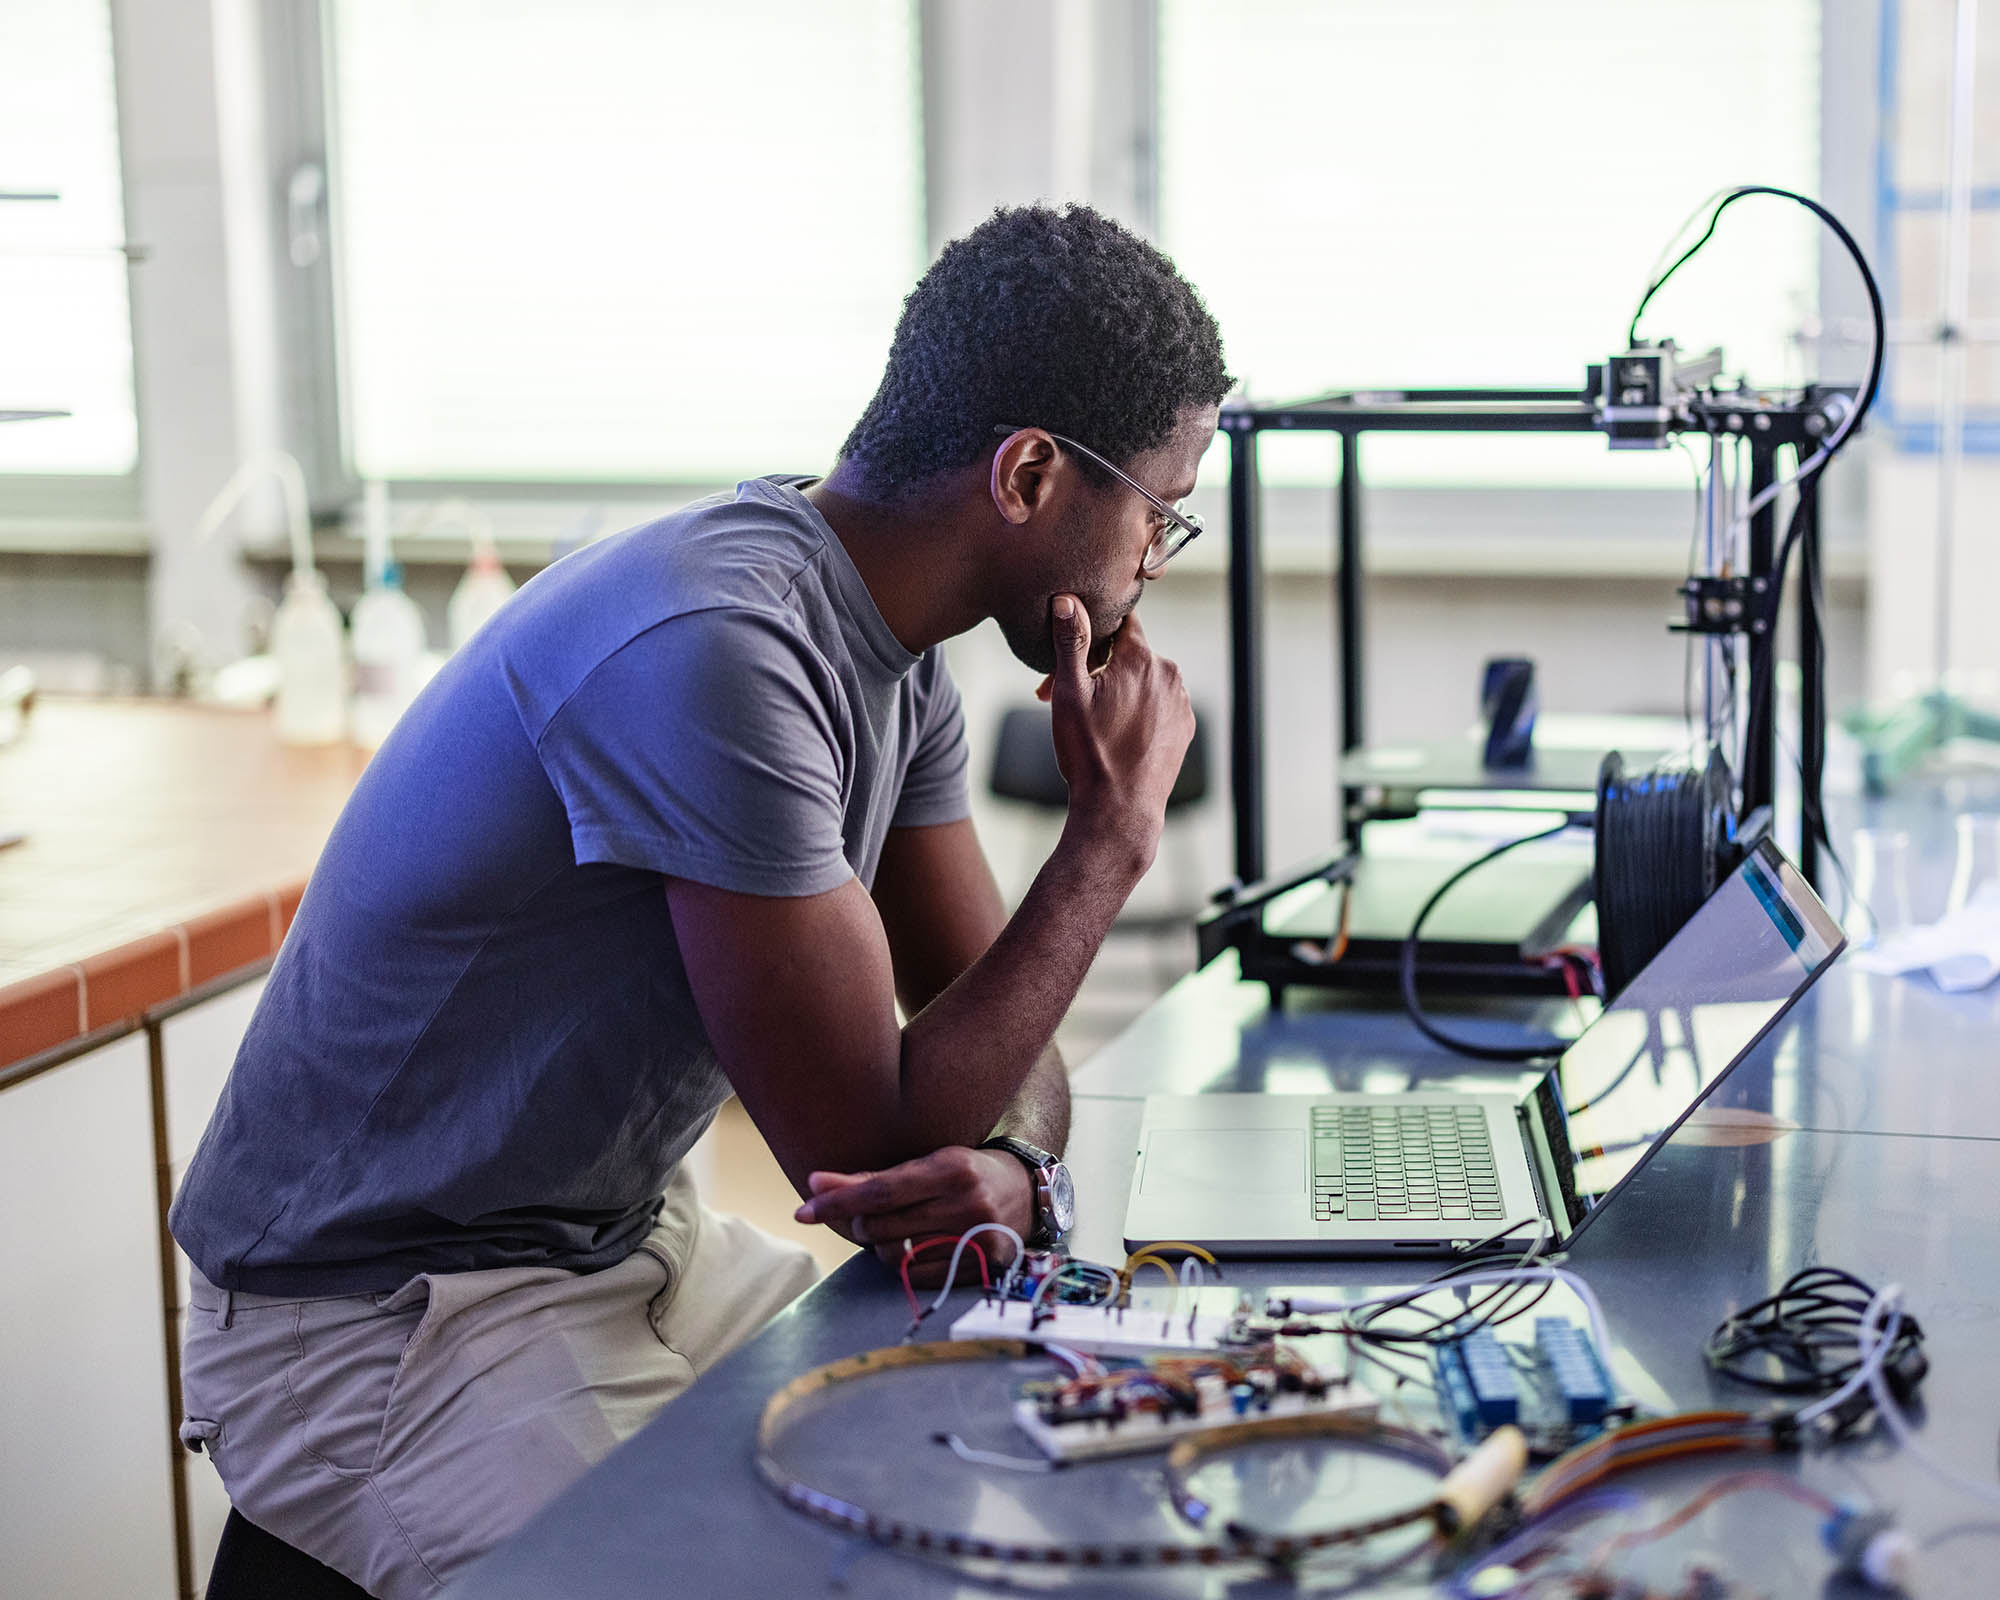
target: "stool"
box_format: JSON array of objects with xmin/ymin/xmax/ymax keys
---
[{"xmin": 206, "ymin": 1509, "xmax": 371, "ymax": 1599}]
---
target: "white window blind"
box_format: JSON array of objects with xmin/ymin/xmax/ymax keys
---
[
  {"xmin": 328, "ymin": 0, "xmax": 925, "ymax": 483},
  {"xmin": 1160, "ymin": 0, "xmax": 1822, "ymax": 488},
  {"xmin": 0, "ymin": 0, "xmax": 137, "ymax": 476}
]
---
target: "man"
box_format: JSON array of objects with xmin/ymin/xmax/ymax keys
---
[{"xmin": 171, "ymin": 201, "xmax": 1230, "ymax": 1596}]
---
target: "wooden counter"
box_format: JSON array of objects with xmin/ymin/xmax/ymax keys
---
[{"xmin": 0, "ymin": 699, "xmax": 364, "ymax": 1074}]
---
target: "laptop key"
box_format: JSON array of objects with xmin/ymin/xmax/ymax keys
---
[{"xmin": 1346, "ymin": 1201, "xmax": 1377, "ymax": 1220}]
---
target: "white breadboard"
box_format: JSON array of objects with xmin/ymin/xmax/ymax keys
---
[
  {"xmin": 948, "ymin": 1286, "xmax": 1246, "ymax": 1357},
  {"xmin": 1012, "ymin": 1385, "xmax": 1381, "ymax": 1463}
]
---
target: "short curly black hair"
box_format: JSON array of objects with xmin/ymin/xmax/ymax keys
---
[{"xmin": 838, "ymin": 203, "xmax": 1231, "ymax": 499}]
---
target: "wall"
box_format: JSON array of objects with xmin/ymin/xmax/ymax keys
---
[{"xmin": 0, "ymin": 0, "xmax": 1906, "ymax": 796}]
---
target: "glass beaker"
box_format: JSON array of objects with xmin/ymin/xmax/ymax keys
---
[
  {"xmin": 1947, "ymin": 812, "xmax": 2000, "ymax": 915},
  {"xmin": 1848, "ymin": 827, "xmax": 1913, "ymax": 947}
]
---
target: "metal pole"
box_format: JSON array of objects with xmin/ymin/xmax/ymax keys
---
[
  {"xmin": 1798, "ymin": 463, "xmax": 1824, "ymax": 888},
  {"xmin": 1337, "ymin": 430, "xmax": 1365, "ymax": 850},
  {"xmin": 1743, "ymin": 441, "xmax": 1778, "ymax": 820},
  {"xmin": 1226, "ymin": 419, "xmax": 1265, "ymax": 885}
]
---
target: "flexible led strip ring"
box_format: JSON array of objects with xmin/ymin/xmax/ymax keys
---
[{"xmin": 755, "ymin": 1338, "xmax": 1526, "ymax": 1568}]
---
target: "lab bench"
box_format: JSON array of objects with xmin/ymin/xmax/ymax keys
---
[{"xmin": 0, "ymin": 699, "xmax": 361, "ymax": 1600}]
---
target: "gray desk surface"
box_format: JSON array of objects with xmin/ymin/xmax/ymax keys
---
[{"xmin": 455, "ymin": 814, "xmax": 2000, "ymax": 1598}]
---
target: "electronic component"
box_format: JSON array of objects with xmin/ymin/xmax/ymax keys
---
[
  {"xmin": 1823, "ymin": 1503, "xmax": 1917, "ymax": 1592},
  {"xmin": 1594, "ymin": 339, "xmax": 1723, "ymax": 448},
  {"xmin": 948, "ymin": 1285, "xmax": 1250, "ymax": 1358},
  {"xmin": 1432, "ymin": 1316, "xmax": 1628, "ymax": 1454},
  {"xmin": 1534, "ymin": 1316, "xmax": 1613, "ymax": 1424},
  {"xmin": 1012, "ymin": 1364, "xmax": 1378, "ymax": 1464},
  {"xmin": 1435, "ymin": 1327, "xmax": 1520, "ymax": 1436}
]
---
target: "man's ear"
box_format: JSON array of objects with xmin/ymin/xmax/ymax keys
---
[{"xmin": 989, "ymin": 429, "xmax": 1061, "ymax": 527}]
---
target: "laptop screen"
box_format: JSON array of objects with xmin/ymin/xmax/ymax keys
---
[{"xmin": 1521, "ymin": 837, "xmax": 1846, "ymax": 1243}]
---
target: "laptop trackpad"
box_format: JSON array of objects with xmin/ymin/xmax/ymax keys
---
[{"xmin": 1141, "ymin": 1129, "xmax": 1304, "ymax": 1194}]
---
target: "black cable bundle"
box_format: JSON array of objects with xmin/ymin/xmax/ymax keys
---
[
  {"xmin": 1704, "ymin": 1266, "xmax": 1928, "ymax": 1436},
  {"xmin": 1593, "ymin": 746, "xmax": 1735, "ymax": 999}
]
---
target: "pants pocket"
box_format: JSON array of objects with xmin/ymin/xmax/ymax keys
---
[{"xmin": 285, "ymin": 1294, "xmax": 428, "ymax": 1477}]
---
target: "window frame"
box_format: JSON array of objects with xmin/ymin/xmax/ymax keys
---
[
  {"xmin": 246, "ymin": 0, "xmax": 1873, "ymax": 568},
  {"xmin": 0, "ymin": 0, "xmax": 143, "ymax": 546}
]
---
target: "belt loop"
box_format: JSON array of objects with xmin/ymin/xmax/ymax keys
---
[{"xmin": 217, "ymin": 1287, "xmax": 235, "ymax": 1331}]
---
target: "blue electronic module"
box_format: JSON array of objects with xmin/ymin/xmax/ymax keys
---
[{"xmin": 1431, "ymin": 1317, "xmax": 1627, "ymax": 1453}]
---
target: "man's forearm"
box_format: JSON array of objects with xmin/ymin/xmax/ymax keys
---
[
  {"xmin": 891, "ymin": 822, "xmax": 1139, "ymax": 1158},
  {"xmin": 990, "ymin": 1042, "xmax": 1071, "ymax": 1155}
]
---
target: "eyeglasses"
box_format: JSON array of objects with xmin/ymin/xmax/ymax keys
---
[{"xmin": 992, "ymin": 425, "xmax": 1203, "ymax": 576}]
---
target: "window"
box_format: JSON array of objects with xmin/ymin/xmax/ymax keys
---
[
  {"xmin": 1159, "ymin": 0, "xmax": 1823, "ymax": 488},
  {"xmin": 325, "ymin": 0, "xmax": 925, "ymax": 484},
  {"xmin": 0, "ymin": 0, "xmax": 137, "ymax": 476}
]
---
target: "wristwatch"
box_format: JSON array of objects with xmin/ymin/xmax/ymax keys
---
[{"xmin": 981, "ymin": 1136, "xmax": 1076, "ymax": 1247}]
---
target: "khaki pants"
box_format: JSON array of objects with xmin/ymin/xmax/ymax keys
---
[{"xmin": 179, "ymin": 1167, "xmax": 818, "ymax": 1598}]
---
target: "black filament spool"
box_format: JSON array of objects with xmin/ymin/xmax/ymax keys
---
[{"xmin": 1593, "ymin": 747, "xmax": 1736, "ymax": 999}]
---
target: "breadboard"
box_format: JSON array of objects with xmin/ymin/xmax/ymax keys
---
[
  {"xmin": 948, "ymin": 1287, "xmax": 1245, "ymax": 1358},
  {"xmin": 1011, "ymin": 1386, "xmax": 1381, "ymax": 1463}
]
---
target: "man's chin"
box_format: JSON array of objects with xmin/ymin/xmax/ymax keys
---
[
  {"xmin": 999, "ymin": 597, "xmax": 1135, "ymax": 677},
  {"xmin": 998, "ymin": 619, "xmax": 1058, "ymax": 676}
]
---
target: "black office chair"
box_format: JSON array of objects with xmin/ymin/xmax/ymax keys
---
[
  {"xmin": 989, "ymin": 702, "xmax": 1209, "ymax": 813},
  {"xmin": 207, "ymin": 1509, "xmax": 371, "ymax": 1599},
  {"xmin": 988, "ymin": 702, "xmax": 1211, "ymax": 935}
]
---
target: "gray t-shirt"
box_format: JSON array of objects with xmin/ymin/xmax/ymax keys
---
[{"xmin": 170, "ymin": 477, "xmax": 970, "ymax": 1296}]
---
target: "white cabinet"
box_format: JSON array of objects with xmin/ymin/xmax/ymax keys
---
[
  {"xmin": 0, "ymin": 1035, "xmax": 179, "ymax": 1600},
  {"xmin": 160, "ymin": 977, "xmax": 267, "ymax": 1592}
]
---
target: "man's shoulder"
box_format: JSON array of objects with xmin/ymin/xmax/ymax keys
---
[
  {"xmin": 495, "ymin": 479, "xmax": 834, "ymax": 720},
  {"xmin": 548, "ymin": 477, "xmax": 830, "ymax": 617}
]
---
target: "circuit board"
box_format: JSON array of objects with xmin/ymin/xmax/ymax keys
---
[
  {"xmin": 1011, "ymin": 1377, "xmax": 1380, "ymax": 1462},
  {"xmin": 1432, "ymin": 1317, "xmax": 1625, "ymax": 1454},
  {"xmin": 948, "ymin": 1285, "xmax": 1249, "ymax": 1358}
]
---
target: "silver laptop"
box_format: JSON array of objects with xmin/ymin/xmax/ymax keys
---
[{"xmin": 1124, "ymin": 837, "xmax": 1845, "ymax": 1256}]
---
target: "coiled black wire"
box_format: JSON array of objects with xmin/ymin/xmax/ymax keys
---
[{"xmin": 1704, "ymin": 1265, "xmax": 1927, "ymax": 1438}]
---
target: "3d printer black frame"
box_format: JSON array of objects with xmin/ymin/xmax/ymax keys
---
[{"xmin": 1200, "ymin": 384, "xmax": 1844, "ymax": 1000}]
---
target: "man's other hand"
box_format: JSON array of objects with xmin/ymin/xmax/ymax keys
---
[{"xmin": 793, "ymin": 1146, "xmax": 1034, "ymax": 1284}]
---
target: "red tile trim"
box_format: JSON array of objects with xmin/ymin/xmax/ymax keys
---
[
  {"xmin": 185, "ymin": 901, "xmax": 277, "ymax": 989},
  {"xmin": 82, "ymin": 930, "xmax": 185, "ymax": 1031},
  {"xmin": 2, "ymin": 879, "xmax": 311, "ymax": 1070},
  {"xmin": 0, "ymin": 968, "xmax": 87, "ymax": 1065}
]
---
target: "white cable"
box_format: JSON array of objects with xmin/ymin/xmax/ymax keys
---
[
  {"xmin": 1040, "ymin": 1342, "xmax": 1100, "ymax": 1377},
  {"xmin": 1794, "ymin": 1284, "xmax": 1901, "ymax": 1426},
  {"xmin": 1857, "ymin": 1288, "xmax": 2000, "ymax": 1507},
  {"xmin": 937, "ymin": 1432, "xmax": 1055, "ymax": 1473},
  {"xmin": 1281, "ymin": 1265, "xmax": 1618, "ymax": 1399},
  {"xmin": 1027, "ymin": 1267, "xmax": 1065, "ymax": 1321},
  {"xmin": 924, "ymin": 1223, "xmax": 1027, "ymax": 1319}
]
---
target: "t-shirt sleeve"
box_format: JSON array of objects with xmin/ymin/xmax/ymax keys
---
[
  {"xmin": 534, "ymin": 608, "xmax": 855, "ymax": 896},
  {"xmin": 891, "ymin": 647, "xmax": 973, "ymax": 830}
]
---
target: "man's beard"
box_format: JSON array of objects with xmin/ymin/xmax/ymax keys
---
[{"xmin": 996, "ymin": 590, "xmax": 1134, "ymax": 675}]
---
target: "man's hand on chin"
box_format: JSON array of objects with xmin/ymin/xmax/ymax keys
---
[{"xmin": 793, "ymin": 1146, "xmax": 1035, "ymax": 1285}]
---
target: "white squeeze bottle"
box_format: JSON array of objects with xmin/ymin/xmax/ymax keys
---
[
  {"xmin": 192, "ymin": 450, "xmax": 347, "ymax": 744},
  {"xmin": 441, "ymin": 501, "xmax": 516, "ymax": 650},
  {"xmin": 349, "ymin": 482, "xmax": 429, "ymax": 749},
  {"xmin": 272, "ymin": 569, "xmax": 348, "ymax": 743}
]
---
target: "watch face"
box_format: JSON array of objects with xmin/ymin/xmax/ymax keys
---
[{"xmin": 1046, "ymin": 1162, "xmax": 1077, "ymax": 1234}]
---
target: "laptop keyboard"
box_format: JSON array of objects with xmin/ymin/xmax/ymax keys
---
[{"xmin": 1312, "ymin": 1104, "xmax": 1507, "ymax": 1224}]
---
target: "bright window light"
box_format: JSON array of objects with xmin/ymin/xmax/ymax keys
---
[
  {"xmin": 1160, "ymin": 0, "xmax": 1822, "ymax": 488},
  {"xmin": 0, "ymin": 0, "xmax": 137, "ymax": 476},
  {"xmin": 328, "ymin": 0, "xmax": 925, "ymax": 483}
]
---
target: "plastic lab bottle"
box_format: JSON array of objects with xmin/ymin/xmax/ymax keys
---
[
  {"xmin": 271, "ymin": 569, "xmax": 348, "ymax": 745},
  {"xmin": 349, "ymin": 564, "xmax": 428, "ymax": 749},
  {"xmin": 447, "ymin": 548, "xmax": 517, "ymax": 650}
]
